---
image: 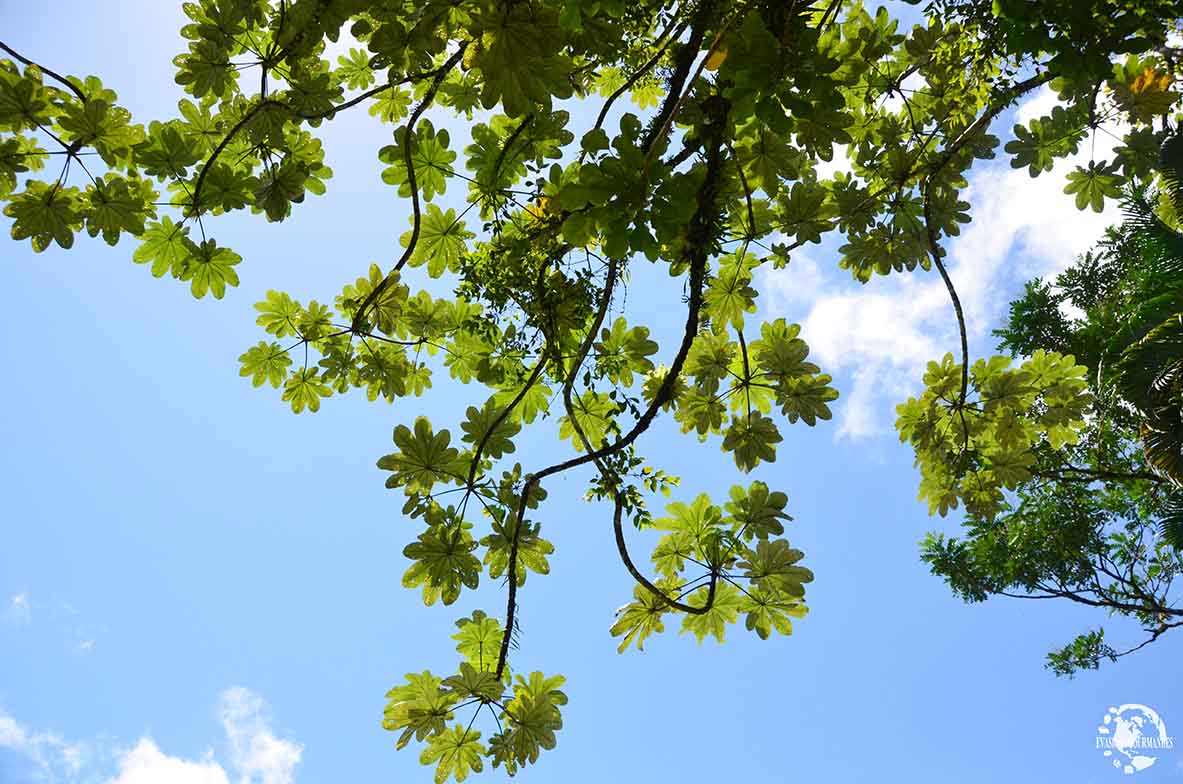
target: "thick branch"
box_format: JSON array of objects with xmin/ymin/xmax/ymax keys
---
[
  {"xmin": 613, "ymin": 496, "xmax": 717, "ymax": 614},
  {"xmin": 464, "ymin": 357, "xmax": 546, "ymax": 490},
  {"xmin": 494, "ymin": 103, "xmax": 731, "ymax": 678},
  {"xmin": 350, "ymin": 44, "xmax": 468, "ymax": 332},
  {"xmin": 192, "ymin": 98, "xmax": 283, "ymax": 213},
  {"xmin": 922, "ymin": 192, "xmax": 970, "ymax": 406},
  {"xmin": 590, "ymin": 15, "xmax": 689, "ymax": 145},
  {"xmin": 638, "ymin": 0, "xmax": 716, "ymax": 155},
  {"xmin": 918, "ymin": 71, "xmax": 1055, "ymax": 407},
  {"xmin": 1034, "ymin": 466, "xmax": 1166, "ymax": 484},
  {"xmin": 556, "ymin": 257, "xmax": 713, "ymax": 613},
  {"xmin": 1028, "ymin": 584, "xmax": 1183, "ymax": 618},
  {"xmin": 0, "ymin": 40, "xmax": 88, "ymax": 103}
]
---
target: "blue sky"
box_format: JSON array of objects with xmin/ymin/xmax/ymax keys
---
[{"xmin": 1, "ymin": 2, "xmax": 1181, "ymax": 783}]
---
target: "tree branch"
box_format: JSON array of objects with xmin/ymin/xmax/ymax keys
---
[
  {"xmin": 1113, "ymin": 620, "xmax": 1183, "ymax": 659},
  {"xmin": 612, "ymin": 495, "xmax": 716, "ymax": 614},
  {"xmin": 923, "ymin": 190, "xmax": 970, "ymax": 407},
  {"xmin": 589, "ymin": 14, "xmax": 689, "ymax": 146},
  {"xmin": 1034, "ymin": 465, "xmax": 1166, "ymax": 484},
  {"xmin": 0, "ymin": 40, "xmax": 88, "ymax": 103},
  {"xmin": 350, "ymin": 44, "xmax": 468, "ymax": 332},
  {"xmin": 494, "ymin": 99, "xmax": 731, "ymax": 678}
]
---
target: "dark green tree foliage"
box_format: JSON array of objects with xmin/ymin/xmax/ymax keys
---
[
  {"xmin": 913, "ymin": 162, "xmax": 1183, "ymax": 677},
  {"xmin": 1, "ymin": 0, "xmax": 1180, "ymax": 776}
]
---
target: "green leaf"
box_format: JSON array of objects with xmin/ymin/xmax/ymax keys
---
[
  {"xmin": 177, "ymin": 97, "xmax": 223, "ymax": 154},
  {"xmin": 558, "ymin": 391, "xmax": 618, "ymax": 451},
  {"xmin": 254, "ymin": 290, "xmax": 304, "ymax": 338},
  {"xmin": 174, "ymin": 41, "xmax": 236, "ymax": 98},
  {"xmin": 383, "ymin": 671, "xmax": 457, "ymax": 750},
  {"xmin": 83, "ymin": 176, "xmax": 155, "ymax": 245},
  {"xmin": 281, "ymin": 368, "xmax": 331, "ymax": 413},
  {"xmin": 724, "ymin": 481, "xmax": 792, "ymax": 540},
  {"xmin": 679, "ymin": 582, "xmax": 743, "ymax": 643},
  {"xmin": 379, "ymin": 119, "xmax": 455, "ymax": 201},
  {"xmin": 402, "ymin": 204, "xmax": 474, "ymax": 277},
  {"xmin": 460, "ymin": 399, "xmax": 521, "ymax": 461},
  {"xmin": 1003, "ymin": 106, "xmax": 1086, "ymax": 176},
  {"xmin": 452, "ymin": 611, "xmax": 503, "ymax": 673},
  {"xmin": 737, "ymin": 539, "xmax": 813, "ymax": 598},
  {"xmin": 737, "ymin": 128, "xmax": 800, "ymax": 197},
  {"xmin": 5, "ymin": 181, "xmax": 83, "ymax": 251},
  {"xmin": 489, "ymin": 672, "xmax": 566, "ymax": 775},
  {"xmin": 594, "ymin": 317, "xmax": 659, "ymax": 387},
  {"xmin": 1063, "ymin": 162, "xmax": 1124, "ymax": 213},
  {"xmin": 402, "ymin": 519, "xmax": 481, "ymax": 606},
  {"xmin": 651, "ymin": 530, "xmax": 695, "ymax": 578},
  {"xmin": 580, "ymin": 128, "xmax": 609, "ymax": 154},
  {"xmin": 132, "ymin": 216, "xmax": 197, "ymax": 277},
  {"xmin": 776, "ymin": 181, "xmax": 834, "ymax": 244},
  {"xmin": 777, "ymin": 374, "xmax": 838, "ymax": 425},
  {"xmin": 184, "ymin": 239, "xmax": 240, "ymax": 299},
  {"xmin": 686, "ymin": 332, "xmax": 737, "ymax": 388},
  {"xmin": 610, "ymin": 582, "xmax": 671, "ymax": 653},
  {"xmin": 651, "ymin": 494, "xmax": 728, "ymax": 570},
  {"xmin": 0, "ymin": 136, "xmax": 44, "ymax": 199},
  {"xmin": 369, "ymin": 86, "xmax": 412, "ymax": 123},
  {"xmin": 704, "ymin": 252, "xmax": 758, "ymax": 331},
  {"xmin": 419, "ymin": 725, "xmax": 485, "ymax": 784},
  {"xmin": 741, "ymin": 589, "xmax": 808, "ymax": 639},
  {"xmin": 337, "ymin": 48, "xmax": 376, "ymax": 90},
  {"xmin": 468, "ymin": 4, "xmax": 574, "ymax": 118},
  {"xmin": 630, "ymin": 78, "xmax": 662, "ymax": 110},
  {"xmin": 493, "ymin": 381, "xmax": 551, "ymax": 425},
  {"xmin": 985, "ymin": 447, "xmax": 1035, "ymax": 488},
  {"xmin": 722, "ymin": 412, "xmax": 782, "ymax": 472},
  {"xmin": 134, "ymin": 121, "xmax": 203, "ymax": 177},
  {"xmin": 238, "ymin": 341, "xmax": 292, "ymax": 388},
  {"xmin": 253, "ymin": 159, "xmax": 308, "ymax": 221},
  {"xmin": 442, "ymin": 662, "xmax": 503, "ymax": 702},
  {"xmin": 0, "ymin": 70, "xmax": 51, "ymax": 130},
  {"xmin": 481, "ymin": 516, "xmax": 552, "ymax": 584},
  {"xmin": 378, "ymin": 417, "xmax": 465, "ymax": 493},
  {"xmin": 57, "ymin": 97, "xmax": 144, "ymax": 166}
]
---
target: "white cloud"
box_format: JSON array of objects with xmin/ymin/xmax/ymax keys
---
[
  {"xmin": 219, "ymin": 688, "xmax": 302, "ymax": 784},
  {"xmin": 3, "ymin": 593, "xmax": 104, "ymax": 652},
  {"xmin": 814, "ymin": 143, "xmax": 852, "ymax": 181},
  {"xmin": 0, "ymin": 688, "xmax": 300, "ymax": 784},
  {"xmin": 835, "ymin": 365, "xmax": 889, "ymax": 439},
  {"xmin": 0, "ymin": 707, "xmax": 89, "ymax": 780},
  {"xmin": 106, "ymin": 739, "xmax": 229, "ymax": 784},
  {"xmin": 762, "ymin": 85, "xmax": 1126, "ymax": 438},
  {"xmin": 69, "ymin": 621, "xmax": 102, "ymax": 655},
  {"xmin": 0, "ymin": 710, "xmax": 29, "ymax": 747},
  {"xmin": 881, "ymin": 71, "xmax": 928, "ymax": 115},
  {"xmin": 759, "ymin": 250, "xmax": 827, "ymax": 314},
  {"xmin": 5, "ymin": 593, "xmax": 32, "ymax": 625}
]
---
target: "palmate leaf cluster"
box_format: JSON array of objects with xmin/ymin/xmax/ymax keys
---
[
  {"xmin": 904, "ymin": 159, "xmax": 1183, "ymax": 676},
  {"xmin": 610, "ymin": 483, "xmax": 811, "ymax": 651},
  {"xmin": 2, "ymin": 0, "xmax": 1181, "ymax": 776},
  {"xmin": 383, "ymin": 612, "xmax": 569, "ymax": 782},
  {"xmin": 897, "ymin": 349, "xmax": 1093, "ymax": 519}
]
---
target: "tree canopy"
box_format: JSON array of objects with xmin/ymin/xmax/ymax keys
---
[
  {"xmin": 917, "ymin": 178, "xmax": 1183, "ymax": 677},
  {"xmin": 2, "ymin": 0, "xmax": 1181, "ymax": 779}
]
